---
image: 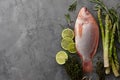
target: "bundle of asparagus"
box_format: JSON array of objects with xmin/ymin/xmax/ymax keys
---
[{"xmin": 90, "ymin": 0, "xmax": 120, "ymax": 77}]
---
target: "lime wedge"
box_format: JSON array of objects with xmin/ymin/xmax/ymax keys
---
[
  {"xmin": 61, "ymin": 37, "xmax": 74, "ymax": 50},
  {"xmin": 62, "ymin": 28, "xmax": 74, "ymax": 39},
  {"xmin": 68, "ymin": 42, "xmax": 77, "ymax": 53},
  {"xmin": 56, "ymin": 51, "xmax": 68, "ymax": 65}
]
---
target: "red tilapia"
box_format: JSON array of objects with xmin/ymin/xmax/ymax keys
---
[{"xmin": 75, "ymin": 7, "xmax": 99, "ymax": 72}]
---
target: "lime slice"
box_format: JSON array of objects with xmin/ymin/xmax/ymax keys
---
[
  {"xmin": 56, "ymin": 51, "xmax": 68, "ymax": 65},
  {"xmin": 68, "ymin": 42, "xmax": 77, "ymax": 53},
  {"xmin": 62, "ymin": 28, "xmax": 74, "ymax": 39},
  {"xmin": 61, "ymin": 37, "xmax": 74, "ymax": 50}
]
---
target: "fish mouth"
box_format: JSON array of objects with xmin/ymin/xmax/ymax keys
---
[
  {"xmin": 80, "ymin": 7, "xmax": 90, "ymax": 17},
  {"xmin": 80, "ymin": 7, "xmax": 88, "ymax": 13},
  {"xmin": 82, "ymin": 7, "xmax": 87, "ymax": 12}
]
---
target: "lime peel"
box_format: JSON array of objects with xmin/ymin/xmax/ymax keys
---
[
  {"xmin": 56, "ymin": 51, "xmax": 68, "ymax": 65},
  {"xmin": 62, "ymin": 28, "xmax": 74, "ymax": 39},
  {"xmin": 68, "ymin": 42, "xmax": 77, "ymax": 53},
  {"xmin": 61, "ymin": 37, "xmax": 74, "ymax": 50}
]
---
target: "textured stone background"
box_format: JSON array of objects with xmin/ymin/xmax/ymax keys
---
[{"xmin": 0, "ymin": 0, "xmax": 120, "ymax": 80}]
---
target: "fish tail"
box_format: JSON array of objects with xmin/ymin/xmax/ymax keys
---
[{"xmin": 82, "ymin": 59, "xmax": 93, "ymax": 73}]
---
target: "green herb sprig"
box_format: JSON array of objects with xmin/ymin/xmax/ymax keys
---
[
  {"xmin": 68, "ymin": 0, "xmax": 77, "ymax": 12},
  {"xmin": 96, "ymin": 58, "xmax": 105, "ymax": 80},
  {"xmin": 65, "ymin": 13, "xmax": 71, "ymax": 26},
  {"xmin": 64, "ymin": 56, "xmax": 83, "ymax": 80}
]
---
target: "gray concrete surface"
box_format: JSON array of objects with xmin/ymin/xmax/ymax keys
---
[{"xmin": 0, "ymin": 0, "xmax": 120, "ymax": 80}]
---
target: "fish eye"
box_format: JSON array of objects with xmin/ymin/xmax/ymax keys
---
[
  {"xmin": 82, "ymin": 7, "xmax": 90, "ymax": 16},
  {"xmin": 83, "ymin": 7, "xmax": 87, "ymax": 12},
  {"xmin": 81, "ymin": 7, "xmax": 87, "ymax": 13}
]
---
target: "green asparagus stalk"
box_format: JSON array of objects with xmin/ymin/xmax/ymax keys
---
[
  {"xmin": 109, "ymin": 22, "xmax": 116, "ymax": 71},
  {"xmin": 97, "ymin": 9, "xmax": 110, "ymax": 74},
  {"xmin": 109, "ymin": 23, "xmax": 120, "ymax": 76},
  {"xmin": 104, "ymin": 14, "xmax": 110, "ymax": 67},
  {"xmin": 109, "ymin": 20, "xmax": 115, "ymax": 70},
  {"xmin": 113, "ymin": 46, "xmax": 119, "ymax": 71},
  {"xmin": 111, "ymin": 58, "xmax": 120, "ymax": 77},
  {"xmin": 116, "ymin": 17, "xmax": 120, "ymax": 43},
  {"xmin": 109, "ymin": 23, "xmax": 116, "ymax": 57},
  {"xmin": 97, "ymin": 9, "xmax": 105, "ymax": 43}
]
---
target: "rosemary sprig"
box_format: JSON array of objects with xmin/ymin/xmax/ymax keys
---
[
  {"xmin": 68, "ymin": 0, "xmax": 77, "ymax": 12},
  {"xmin": 64, "ymin": 13, "xmax": 71, "ymax": 25}
]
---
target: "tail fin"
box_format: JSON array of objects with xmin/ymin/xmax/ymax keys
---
[{"xmin": 82, "ymin": 60, "xmax": 93, "ymax": 73}]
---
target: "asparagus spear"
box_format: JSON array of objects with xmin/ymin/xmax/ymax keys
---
[
  {"xmin": 97, "ymin": 10, "xmax": 111, "ymax": 74},
  {"xmin": 113, "ymin": 45, "xmax": 119, "ymax": 71},
  {"xmin": 104, "ymin": 14, "xmax": 110, "ymax": 67},
  {"xmin": 97, "ymin": 9, "xmax": 104, "ymax": 43},
  {"xmin": 111, "ymin": 58, "xmax": 120, "ymax": 77},
  {"xmin": 109, "ymin": 23, "xmax": 116, "ymax": 57},
  {"xmin": 109, "ymin": 23, "xmax": 120, "ymax": 76}
]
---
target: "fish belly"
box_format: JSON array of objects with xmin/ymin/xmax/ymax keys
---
[{"xmin": 75, "ymin": 23, "xmax": 96, "ymax": 60}]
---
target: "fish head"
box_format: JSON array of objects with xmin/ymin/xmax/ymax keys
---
[{"xmin": 78, "ymin": 7, "xmax": 91, "ymax": 19}]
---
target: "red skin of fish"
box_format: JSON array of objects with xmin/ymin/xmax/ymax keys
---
[{"xmin": 75, "ymin": 7, "xmax": 99, "ymax": 73}]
